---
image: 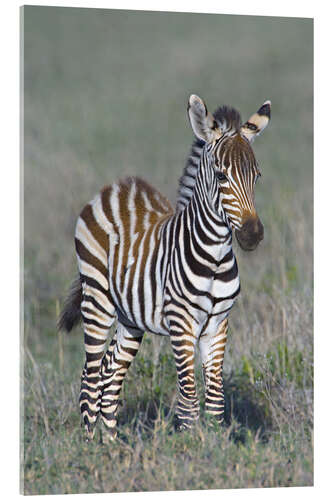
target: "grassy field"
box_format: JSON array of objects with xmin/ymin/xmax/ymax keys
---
[{"xmin": 22, "ymin": 6, "xmax": 313, "ymax": 494}]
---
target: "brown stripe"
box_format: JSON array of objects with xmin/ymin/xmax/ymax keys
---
[
  {"xmin": 75, "ymin": 238, "xmax": 108, "ymax": 277},
  {"xmin": 118, "ymin": 182, "xmax": 131, "ymax": 292},
  {"xmin": 80, "ymin": 202, "xmax": 109, "ymax": 252},
  {"xmin": 133, "ymin": 177, "xmax": 173, "ymax": 215},
  {"xmin": 101, "ymin": 186, "xmax": 114, "ymax": 225}
]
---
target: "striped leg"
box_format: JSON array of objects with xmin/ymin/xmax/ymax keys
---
[
  {"xmin": 80, "ymin": 282, "xmax": 116, "ymax": 440},
  {"xmin": 170, "ymin": 331, "xmax": 199, "ymax": 430},
  {"xmin": 199, "ymin": 318, "xmax": 228, "ymax": 424},
  {"xmin": 100, "ymin": 323, "xmax": 144, "ymax": 440}
]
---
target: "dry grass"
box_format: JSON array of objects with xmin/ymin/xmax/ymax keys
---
[{"xmin": 22, "ymin": 6, "xmax": 313, "ymax": 494}]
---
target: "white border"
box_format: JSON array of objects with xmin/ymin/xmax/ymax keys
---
[
  {"xmin": 2, "ymin": 1, "xmax": 331, "ymax": 499},
  {"xmin": 9, "ymin": 0, "xmax": 316, "ymax": 17}
]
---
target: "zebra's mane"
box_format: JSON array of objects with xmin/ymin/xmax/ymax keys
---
[
  {"xmin": 176, "ymin": 105, "xmax": 242, "ymax": 212},
  {"xmin": 213, "ymin": 105, "xmax": 242, "ymax": 133}
]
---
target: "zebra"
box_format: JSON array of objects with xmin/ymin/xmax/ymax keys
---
[{"xmin": 58, "ymin": 94, "xmax": 271, "ymax": 441}]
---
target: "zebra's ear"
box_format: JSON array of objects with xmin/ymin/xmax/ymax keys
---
[
  {"xmin": 240, "ymin": 101, "xmax": 271, "ymax": 143},
  {"xmin": 187, "ymin": 95, "xmax": 222, "ymax": 143}
]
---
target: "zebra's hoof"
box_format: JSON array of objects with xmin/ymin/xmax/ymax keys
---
[
  {"xmin": 82, "ymin": 414, "xmax": 98, "ymax": 441},
  {"xmin": 205, "ymin": 413, "xmax": 224, "ymax": 429},
  {"xmin": 101, "ymin": 427, "xmax": 117, "ymax": 443},
  {"xmin": 85, "ymin": 428, "xmax": 95, "ymax": 441},
  {"xmin": 174, "ymin": 416, "xmax": 196, "ymax": 432},
  {"xmin": 100, "ymin": 412, "xmax": 118, "ymax": 442}
]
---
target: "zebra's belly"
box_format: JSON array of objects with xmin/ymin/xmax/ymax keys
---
[
  {"xmin": 109, "ymin": 269, "xmax": 240, "ymax": 338},
  {"xmin": 109, "ymin": 281, "xmax": 170, "ymax": 336}
]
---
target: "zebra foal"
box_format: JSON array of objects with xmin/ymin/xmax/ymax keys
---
[{"xmin": 59, "ymin": 94, "xmax": 271, "ymax": 440}]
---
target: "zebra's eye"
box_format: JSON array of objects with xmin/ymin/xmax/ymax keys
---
[{"xmin": 216, "ymin": 171, "xmax": 228, "ymax": 183}]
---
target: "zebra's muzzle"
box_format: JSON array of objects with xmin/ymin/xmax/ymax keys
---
[{"xmin": 235, "ymin": 216, "xmax": 264, "ymax": 251}]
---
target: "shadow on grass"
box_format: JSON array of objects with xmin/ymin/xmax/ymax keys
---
[
  {"xmin": 118, "ymin": 395, "xmax": 173, "ymax": 429},
  {"xmin": 223, "ymin": 373, "xmax": 273, "ymax": 443},
  {"xmin": 115, "ymin": 374, "xmax": 273, "ymax": 445}
]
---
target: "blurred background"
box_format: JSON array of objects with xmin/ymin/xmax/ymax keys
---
[{"xmin": 23, "ymin": 6, "xmax": 313, "ymax": 494}]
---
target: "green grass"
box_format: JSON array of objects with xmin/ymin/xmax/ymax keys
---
[{"xmin": 22, "ymin": 5, "xmax": 313, "ymax": 494}]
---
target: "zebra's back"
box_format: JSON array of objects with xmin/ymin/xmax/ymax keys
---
[{"xmin": 75, "ymin": 176, "xmax": 174, "ymax": 334}]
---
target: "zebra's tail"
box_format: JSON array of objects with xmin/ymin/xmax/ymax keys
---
[{"xmin": 57, "ymin": 275, "xmax": 82, "ymax": 333}]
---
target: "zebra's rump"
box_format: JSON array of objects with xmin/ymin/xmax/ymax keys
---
[{"xmin": 75, "ymin": 176, "xmax": 174, "ymax": 332}]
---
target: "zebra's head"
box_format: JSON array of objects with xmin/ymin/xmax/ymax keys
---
[{"xmin": 187, "ymin": 94, "xmax": 271, "ymax": 251}]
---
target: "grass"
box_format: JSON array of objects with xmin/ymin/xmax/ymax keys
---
[
  {"xmin": 22, "ymin": 5, "xmax": 313, "ymax": 495},
  {"xmin": 23, "ymin": 303, "xmax": 313, "ymax": 494}
]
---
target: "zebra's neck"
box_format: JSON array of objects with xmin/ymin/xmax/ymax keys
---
[
  {"xmin": 177, "ymin": 153, "xmax": 233, "ymax": 264},
  {"xmin": 177, "ymin": 135, "xmax": 232, "ymax": 231}
]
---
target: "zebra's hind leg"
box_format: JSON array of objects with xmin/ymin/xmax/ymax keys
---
[
  {"xmin": 100, "ymin": 323, "xmax": 144, "ymax": 440},
  {"xmin": 198, "ymin": 318, "xmax": 228, "ymax": 425},
  {"xmin": 80, "ymin": 283, "xmax": 116, "ymax": 440}
]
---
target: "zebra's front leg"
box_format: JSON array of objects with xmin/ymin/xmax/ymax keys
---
[
  {"xmin": 199, "ymin": 318, "xmax": 228, "ymax": 424},
  {"xmin": 100, "ymin": 324, "xmax": 144, "ymax": 441},
  {"xmin": 170, "ymin": 329, "xmax": 199, "ymax": 431}
]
